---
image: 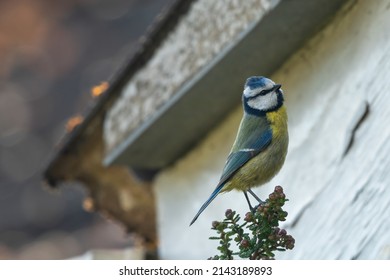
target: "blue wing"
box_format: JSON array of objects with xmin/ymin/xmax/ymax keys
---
[
  {"xmin": 190, "ymin": 122, "xmax": 272, "ymax": 226},
  {"xmin": 218, "ymin": 128, "xmax": 272, "ymax": 186}
]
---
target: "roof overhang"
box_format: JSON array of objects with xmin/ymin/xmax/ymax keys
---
[
  {"xmin": 104, "ymin": 0, "xmax": 346, "ymax": 171},
  {"xmin": 44, "ymin": 0, "xmax": 346, "ymax": 183}
]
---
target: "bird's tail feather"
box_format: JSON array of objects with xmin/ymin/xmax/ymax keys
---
[{"xmin": 189, "ymin": 183, "xmax": 225, "ymax": 226}]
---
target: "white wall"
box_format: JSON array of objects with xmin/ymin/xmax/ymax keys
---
[{"xmin": 155, "ymin": 0, "xmax": 390, "ymax": 259}]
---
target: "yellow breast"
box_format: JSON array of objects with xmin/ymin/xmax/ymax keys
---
[
  {"xmin": 266, "ymin": 105, "xmax": 288, "ymax": 140},
  {"xmin": 223, "ymin": 105, "xmax": 288, "ymax": 192}
]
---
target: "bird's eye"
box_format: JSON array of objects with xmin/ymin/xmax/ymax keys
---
[{"xmin": 259, "ymin": 89, "xmax": 271, "ymax": 95}]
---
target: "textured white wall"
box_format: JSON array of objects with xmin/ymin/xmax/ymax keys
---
[{"xmin": 155, "ymin": 0, "xmax": 390, "ymax": 259}]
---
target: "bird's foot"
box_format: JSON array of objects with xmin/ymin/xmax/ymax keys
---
[
  {"xmin": 244, "ymin": 189, "xmax": 266, "ymax": 212},
  {"xmin": 251, "ymin": 200, "xmax": 266, "ymax": 213},
  {"xmin": 246, "ymin": 189, "xmax": 265, "ymax": 213}
]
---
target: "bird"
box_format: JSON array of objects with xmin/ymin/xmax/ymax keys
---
[{"xmin": 190, "ymin": 76, "xmax": 288, "ymax": 226}]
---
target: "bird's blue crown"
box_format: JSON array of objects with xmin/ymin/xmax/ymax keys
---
[{"xmin": 245, "ymin": 76, "xmax": 273, "ymax": 90}]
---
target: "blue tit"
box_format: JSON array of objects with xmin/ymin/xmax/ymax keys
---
[{"xmin": 190, "ymin": 76, "xmax": 288, "ymax": 225}]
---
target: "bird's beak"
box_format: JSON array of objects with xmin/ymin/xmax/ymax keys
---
[{"xmin": 273, "ymin": 84, "xmax": 282, "ymax": 91}]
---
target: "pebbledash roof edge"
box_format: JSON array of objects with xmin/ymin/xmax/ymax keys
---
[{"xmin": 44, "ymin": 0, "xmax": 346, "ymax": 184}]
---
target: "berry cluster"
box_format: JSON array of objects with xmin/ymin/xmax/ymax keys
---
[{"xmin": 208, "ymin": 186, "xmax": 295, "ymax": 260}]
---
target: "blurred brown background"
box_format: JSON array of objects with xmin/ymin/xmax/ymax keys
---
[{"xmin": 0, "ymin": 0, "xmax": 173, "ymax": 259}]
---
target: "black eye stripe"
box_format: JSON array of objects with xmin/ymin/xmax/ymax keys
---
[
  {"xmin": 261, "ymin": 88, "xmax": 274, "ymax": 95},
  {"xmin": 249, "ymin": 88, "xmax": 274, "ymax": 99}
]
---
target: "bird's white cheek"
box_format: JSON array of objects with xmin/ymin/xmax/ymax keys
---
[
  {"xmin": 243, "ymin": 87, "xmax": 261, "ymax": 98},
  {"xmin": 247, "ymin": 93, "xmax": 278, "ymax": 111}
]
